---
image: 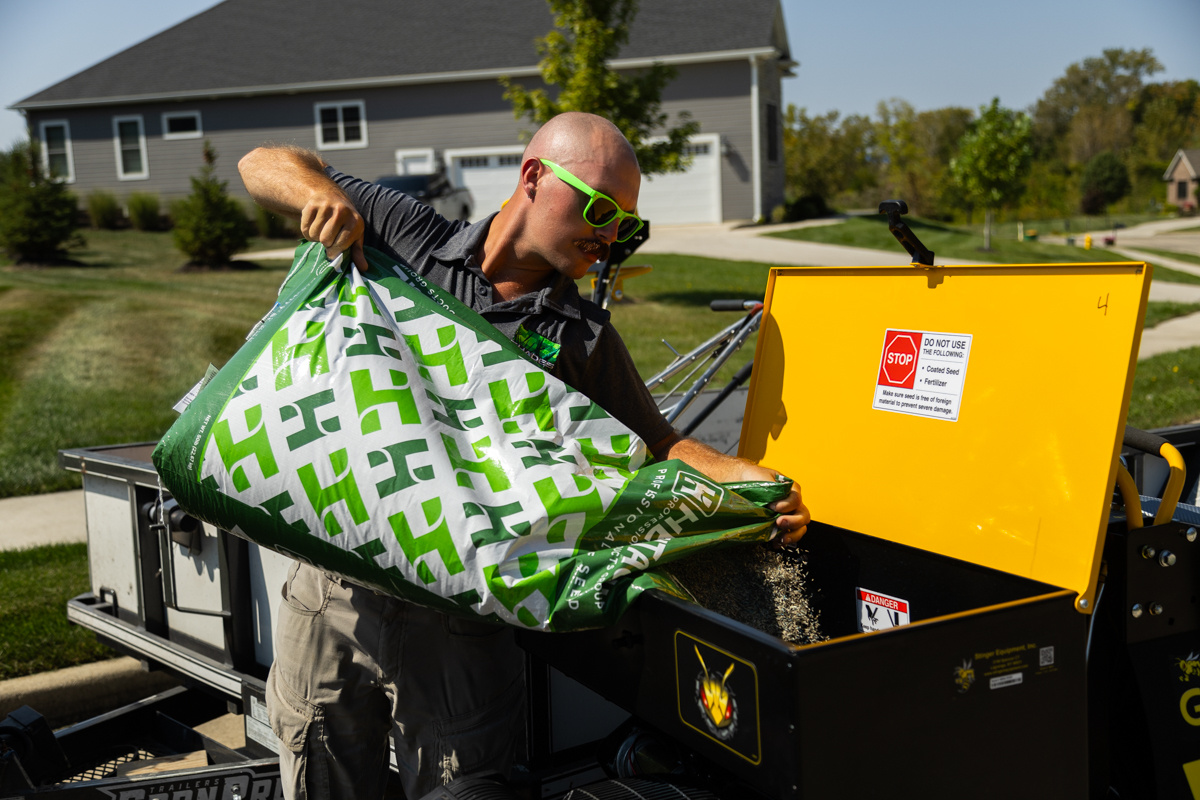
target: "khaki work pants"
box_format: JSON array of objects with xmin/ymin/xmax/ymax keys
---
[{"xmin": 267, "ymin": 563, "xmax": 526, "ymax": 800}]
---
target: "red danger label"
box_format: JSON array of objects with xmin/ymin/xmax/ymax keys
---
[
  {"xmin": 877, "ymin": 330, "xmax": 921, "ymax": 389},
  {"xmin": 859, "ymin": 589, "xmax": 908, "ymax": 613}
]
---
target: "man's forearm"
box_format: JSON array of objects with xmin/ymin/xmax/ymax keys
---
[
  {"xmin": 665, "ymin": 436, "xmax": 761, "ymax": 483},
  {"xmin": 238, "ymin": 145, "xmax": 332, "ymax": 218},
  {"xmin": 238, "ymin": 145, "xmax": 368, "ymax": 271}
]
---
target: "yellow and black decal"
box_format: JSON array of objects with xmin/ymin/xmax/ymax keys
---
[{"xmin": 675, "ymin": 631, "xmax": 761, "ymax": 764}]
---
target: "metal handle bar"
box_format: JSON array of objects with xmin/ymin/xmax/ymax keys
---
[
  {"xmin": 660, "ymin": 308, "xmax": 762, "ymax": 425},
  {"xmin": 1121, "ymin": 426, "xmax": 1186, "ymax": 526},
  {"xmin": 645, "ymin": 313, "xmax": 756, "ymax": 391},
  {"xmin": 710, "ymin": 299, "xmax": 762, "ymax": 312}
]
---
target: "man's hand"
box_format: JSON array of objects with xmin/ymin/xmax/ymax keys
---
[
  {"xmin": 298, "ymin": 190, "xmax": 368, "ymax": 272},
  {"xmin": 727, "ymin": 460, "xmax": 809, "ymax": 547},
  {"xmin": 238, "ymin": 145, "xmax": 368, "ymax": 272},
  {"xmin": 660, "ymin": 435, "xmax": 810, "ymax": 547}
]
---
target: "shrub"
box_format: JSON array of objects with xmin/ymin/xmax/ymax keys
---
[
  {"xmin": 172, "ymin": 141, "xmax": 251, "ymax": 266},
  {"xmin": 86, "ymin": 190, "xmax": 121, "ymax": 229},
  {"xmin": 0, "ymin": 141, "xmax": 83, "ymax": 263},
  {"xmin": 1080, "ymin": 151, "xmax": 1131, "ymax": 215},
  {"xmin": 127, "ymin": 192, "xmax": 161, "ymax": 231},
  {"xmin": 771, "ymin": 194, "xmax": 831, "ymax": 224}
]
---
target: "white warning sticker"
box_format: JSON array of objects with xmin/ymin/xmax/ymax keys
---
[
  {"xmin": 989, "ymin": 672, "xmax": 1024, "ymax": 690},
  {"xmin": 872, "ymin": 329, "xmax": 973, "ymax": 422},
  {"xmin": 856, "ymin": 587, "xmax": 911, "ymax": 632}
]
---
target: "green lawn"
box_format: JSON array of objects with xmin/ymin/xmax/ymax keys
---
[
  {"xmin": 582, "ymin": 253, "xmax": 771, "ymax": 382},
  {"xmin": 971, "ymin": 212, "xmax": 1164, "ymax": 240},
  {"xmin": 768, "ymin": 215, "xmax": 1129, "ymax": 265},
  {"xmin": 0, "ymin": 231, "xmax": 296, "ymax": 497},
  {"xmin": 1129, "ymin": 347, "xmax": 1200, "ymax": 429},
  {"xmin": 1145, "ymin": 302, "xmax": 1200, "ymax": 330},
  {"xmin": 0, "ymin": 543, "xmax": 113, "ymax": 680},
  {"xmin": 1131, "ymin": 247, "xmax": 1200, "ymax": 267}
]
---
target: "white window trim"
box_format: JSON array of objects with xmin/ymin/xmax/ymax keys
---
[
  {"xmin": 393, "ymin": 147, "xmax": 437, "ymax": 175},
  {"xmin": 112, "ymin": 115, "xmax": 149, "ymax": 180},
  {"xmin": 39, "ymin": 119, "xmax": 75, "ymax": 183},
  {"xmin": 162, "ymin": 110, "xmax": 202, "ymax": 140},
  {"xmin": 314, "ymin": 100, "xmax": 368, "ymax": 150}
]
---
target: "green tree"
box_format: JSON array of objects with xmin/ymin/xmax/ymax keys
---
[
  {"xmin": 1132, "ymin": 80, "xmax": 1200, "ymax": 161},
  {"xmin": 172, "ymin": 141, "xmax": 250, "ymax": 267},
  {"xmin": 1079, "ymin": 151, "xmax": 1131, "ymax": 215},
  {"xmin": 874, "ymin": 100, "xmax": 972, "ymax": 217},
  {"xmin": 500, "ymin": 0, "xmax": 699, "ymax": 176},
  {"xmin": 0, "ymin": 141, "xmax": 82, "ymax": 263},
  {"xmin": 949, "ymin": 98, "xmax": 1033, "ymax": 250},
  {"xmin": 1018, "ymin": 160, "xmax": 1073, "ymax": 220},
  {"xmin": 782, "ymin": 106, "xmax": 877, "ymax": 207},
  {"xmin": 1032, "ymin": 48, "xmax": 1162, "ymax": 160}
]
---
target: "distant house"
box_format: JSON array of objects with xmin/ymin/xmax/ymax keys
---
[
  {"xmin": 1164, "ymin": 149, "xmax": 1200, "ymax": 213},
  {"xmin": 11, "ymin": 0, "xmax": 795, "ymax": 225}
]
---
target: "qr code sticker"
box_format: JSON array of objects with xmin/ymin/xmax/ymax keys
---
[{"xmin": 1039, "ymin": 646, "xmax": 1055, "ymax": 667}]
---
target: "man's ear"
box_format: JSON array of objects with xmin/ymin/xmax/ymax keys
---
[{"xmin": 519, "ymin": 157, "xmax": 542, "ymax": 202}]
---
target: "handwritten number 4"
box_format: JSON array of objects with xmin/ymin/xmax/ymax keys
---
[{"xmin": 1098, "ymin": 294, "xmax": 1109, "ymax": 316}]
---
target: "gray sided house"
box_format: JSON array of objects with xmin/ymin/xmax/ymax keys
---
[
  {"xmin": 13, "ymin": 0, "xmax": 795, "ymax": 226},
  {"xmin": 1164, "ymin": 149, "xmax": 1200, "ymax": 213}
]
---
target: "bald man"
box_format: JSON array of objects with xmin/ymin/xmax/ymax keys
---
[{"xmin": 238, "ymin": 112, "xmax": 808, "ymax": 800}]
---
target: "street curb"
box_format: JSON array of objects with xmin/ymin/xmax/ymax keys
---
[{"xmin": 0, "ymin": 656, "xmax": 180, "ymax": 728}]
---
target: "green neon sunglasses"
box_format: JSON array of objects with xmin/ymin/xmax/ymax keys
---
[{"xmin": 539, "ymin": 158, "xmax": 644, "ymax": 242}]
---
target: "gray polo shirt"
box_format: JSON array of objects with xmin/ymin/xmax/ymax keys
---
[{"xmin": 328, "ymin": 168, "xmax": 675, "ymax": 451}]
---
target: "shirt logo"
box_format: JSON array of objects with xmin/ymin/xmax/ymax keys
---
[{"xmin": 514, "ymin": 325, "xmax": 561, "ymax": 368}]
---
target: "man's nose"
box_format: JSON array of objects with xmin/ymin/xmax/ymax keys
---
[{"xmin": 596, "ymin": 218, "xmax": 619, "ymax": 243}]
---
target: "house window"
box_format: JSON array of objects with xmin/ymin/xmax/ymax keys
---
[
  {"xmin": 1180, "ymin": 181, "xmax": 1189, "ymax": 202},
  {"xmin": 112, "ymin": 116, "xmax": 148, "ymax": 180},
  {"xmin": 39, "ymin": 120, "xmax": 74, "ymax": 182},
  {"xmin": 497, "ymin": 154, "xmax": 522, "ymax": 166},
  {"xmin": 460, "ymin": 156, "xmax": 490, "ymax": 168},
  {"xmin": 683, "ymin": 143, "xmax": 711, "ymax": 157},
  {"xmin": 314, "ymin": 101, "xmax": 367, "ymax": 149},
  {"xmin": 162, "ymin": 111, "xmax": 202, "ymax": 139},
  {"xmin": 765, "ymin": 103, "xmax": 779, "ymax": 162}
]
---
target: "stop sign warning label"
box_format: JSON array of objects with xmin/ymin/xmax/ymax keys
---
[
  {"xmin": 873, "ymin": 329, "xmax": 973, "ymax": 421},
  {"xmin": 877, "ymin": 330, "xmax": 922, "ymax": 389}
]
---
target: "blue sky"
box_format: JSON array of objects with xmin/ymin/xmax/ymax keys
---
[{"xmin": 2, "ymin": 0, "xmax": 1199, "ymax": 148}]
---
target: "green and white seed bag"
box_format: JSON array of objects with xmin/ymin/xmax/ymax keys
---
[{"xmin": 153, "ymin": 243, "xmax": 788, "ymax": 631}]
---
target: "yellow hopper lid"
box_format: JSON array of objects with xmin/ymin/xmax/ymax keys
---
[{"xmin": 739, "ymin": 262, "xmax": 1150, "ymax": 613}]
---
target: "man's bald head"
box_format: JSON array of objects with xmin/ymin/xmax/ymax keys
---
[
  {"xmin": 495, "ymin": 112, "xmax": 641, "ymax": 279},
  {"xmin": 523, "ymin": 112, "xmax": 639, "ymax": 175}
]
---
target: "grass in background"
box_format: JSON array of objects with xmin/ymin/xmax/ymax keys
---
[
  {"xmin": 1148, "ymin": 264, "xmax": 1200, "ymax": 285},
  {"xmin": 972, "ymin": 212, "xmax": 1163, "ymax": 240},
  {"xmin": 1133, "ymin": 247, "xmax": 1200, "ymax": 267},
  {"xmin": 768, "ymin": 215, "xmax": 1128, "ymax": 265},
  {"xmin": 0, "ymin": 543, "xmax": 113, "ymax": 680},
  {"xmin": 583, "ymin": 253, "xmax": 772, "ymax": 382},
  {"xmin": 1144, "ymin": 302, "xmax": 1200, "ymax": 330},
  {"xmin": 0, "ymin": 231, "xmax": 292, "ymax": 497},
  {"xmin": 1128, "ymin": 348, "xmax": 1200, "ymax": 430}
]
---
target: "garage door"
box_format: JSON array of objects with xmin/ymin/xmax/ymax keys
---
[
  {"xmin": 446, "ymin": 135, "xmax": 722, "ymax": 226},
  {"xmin": 445, "ymin": 147, "xmax": 524, "ymax": 222},
  {"xmin": 635, "ymin": 134, "xmax": 722, "ymax": 225}
]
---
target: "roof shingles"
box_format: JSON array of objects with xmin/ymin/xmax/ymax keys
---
[{"xmin": 18, "ymin": 0, "xmax": 785, "ymax": 106}]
